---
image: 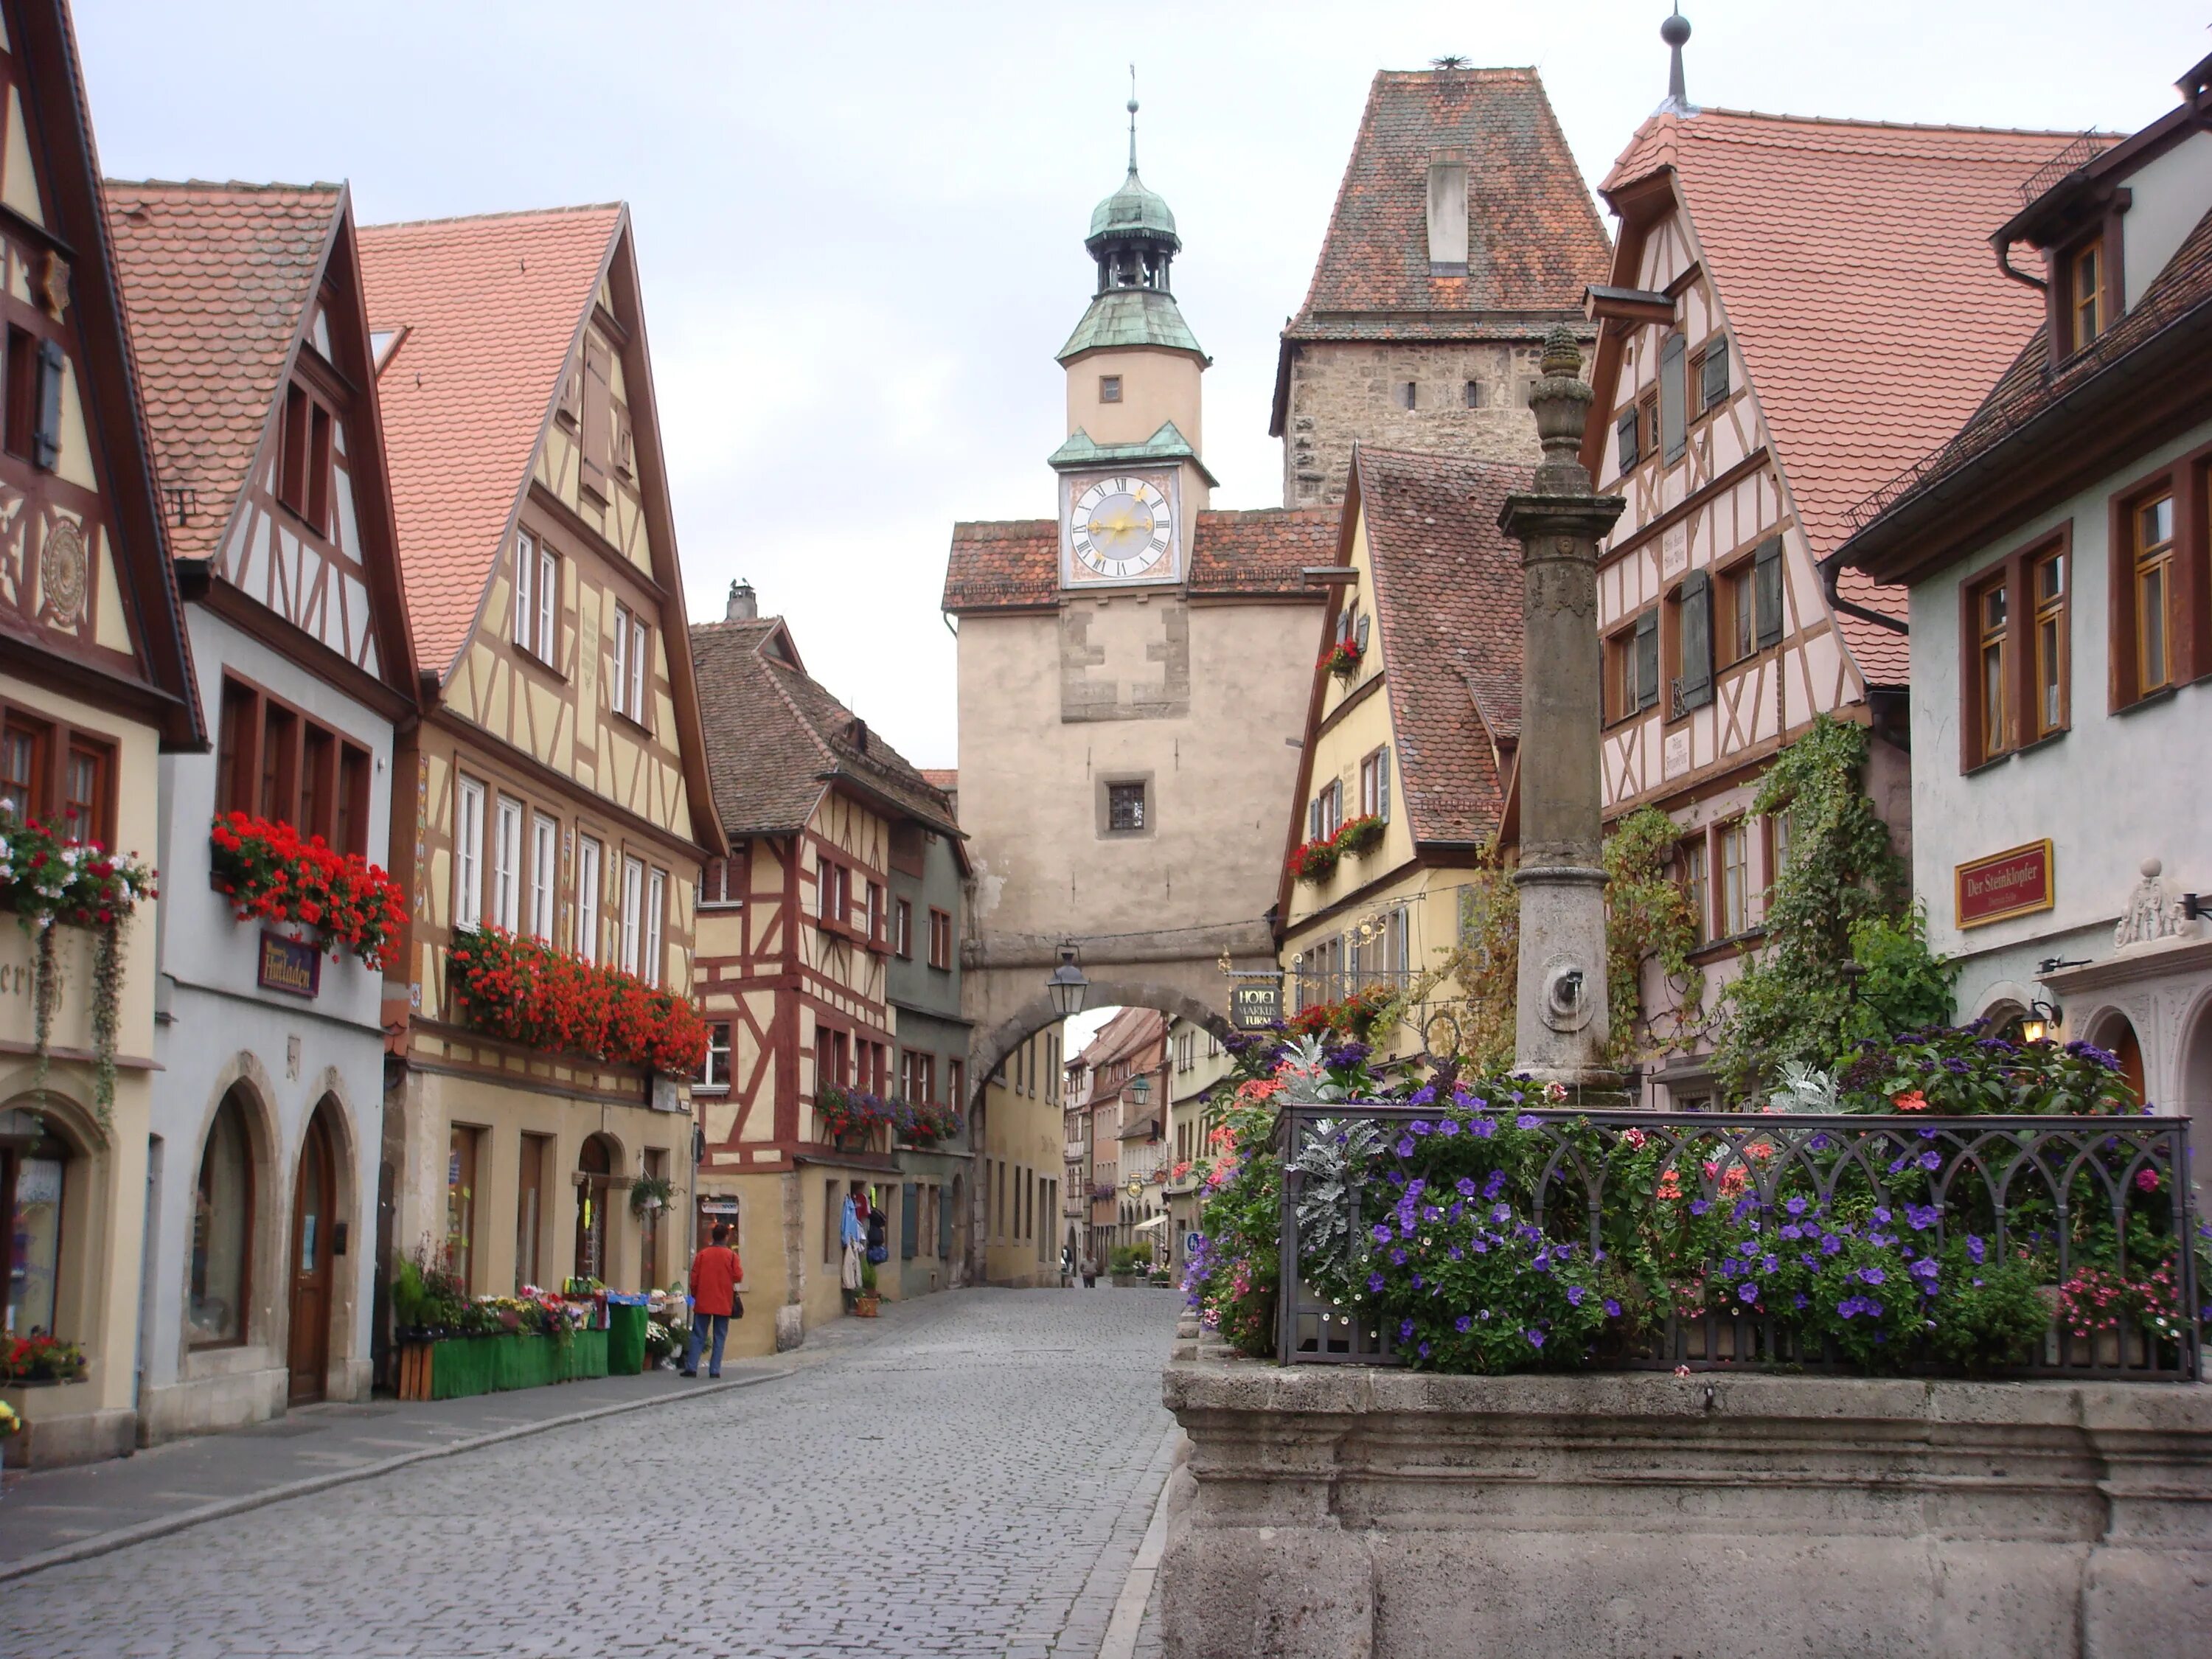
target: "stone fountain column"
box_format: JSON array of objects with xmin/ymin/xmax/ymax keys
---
[{"xmin": 1498, "ymin": 327, "xmax": 1627, "ymax": 1086}]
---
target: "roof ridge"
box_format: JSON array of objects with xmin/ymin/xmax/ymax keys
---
[
  {"xmin": 360, "ymin": 201, "xmax": 624, "ymax": 234},
  {"xmin": 1374, "ymin": 66, "xmax": 1540, "ymax": 79},
  {"xmin": 106, "ymin": 176, "xmax": 341, "ymax": 195},
  {"xmin": 1674, "ymin": 106, "xmax": 2119, "ymax": 141}
]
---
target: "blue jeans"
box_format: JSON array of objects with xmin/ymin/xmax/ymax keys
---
[{"xmin": 685, "ymin": 1313, "xmax": 728, "ymax": 1376}]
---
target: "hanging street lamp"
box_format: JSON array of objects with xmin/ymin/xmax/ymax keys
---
[{"xmin": 1046, "ymin": 940, "xmax": 1090, "ymax": 1018}]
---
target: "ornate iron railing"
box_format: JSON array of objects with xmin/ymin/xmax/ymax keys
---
[{"xmin": 1276, "ymin": 1103, "xmax": 2200, "ymax": 1380}]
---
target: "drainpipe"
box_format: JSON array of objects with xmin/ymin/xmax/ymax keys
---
[
  {"xmin": 1820, "ymin": 553, "xmax": 1910, "ymax": 637},
  {"xmin": 1992, "ymin": 238, "xmax": 2048, "ymax": 292}
]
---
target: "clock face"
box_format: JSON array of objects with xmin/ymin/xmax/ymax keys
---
[{"xmin": 1068, "ymin": 474, "xmax": 1177, "ymax": 581}]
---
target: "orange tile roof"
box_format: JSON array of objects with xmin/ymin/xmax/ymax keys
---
[
  {"xmin": 942, "ymin": 508, "xmax": 1335, "ymax": 612},
  {"xmin": 358, "ymin": 205, "xmax": 622, "ymax": 675},
  {"xmin": 1291, "ymin": 68, "xmax": 1611, "ymax": 332},
  {"xmin": 1601, "ymin": 109, "xmax": 2100, "ymax": 684},
  {"xmin": 104, "ymin": 181, "xmax": 341, "ymax": 564}
]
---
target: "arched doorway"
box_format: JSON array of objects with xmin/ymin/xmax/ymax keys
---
[
  {"xmin": 2087, "ymin": 1010, "xmax": 2148, "ymax": 1108},
  {"xmin": 575, "ymin": 1134, "xmax": 616, "ymax": 1284},
  {"xmin": 2182, "ymin": 998, "xmax": 2212, "ymax": 1200},
  {"xmin": 189, "ymin": 1087, "xmax": 257, "ymax": 1349},
  {"xmin": 287, "ymin": 1103, "xmax": 339, "ymax": 1403}
]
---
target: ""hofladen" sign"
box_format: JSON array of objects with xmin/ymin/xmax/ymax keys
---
[
  {"xmin": 1955, "ymin": 839, "xmax": 2054, "ymax": 929},
  {"xmin": 257, "ymin": 930, "xmax": 321, "ymax": 998}
]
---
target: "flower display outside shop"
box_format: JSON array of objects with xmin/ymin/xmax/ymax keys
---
[
  {"xmin": 0, "ymin": 810, "xmax": 157, "ymax": 1120},
  {"xmin": 447, "ymin": 925, "xmax": 709, "ymax": 1076},
  {"xmin": 1186, "ymin": 1032, "xmax": 2211, "ymax": 1379},
  {"xmin": 815, "ymin": 1082, "xmax": 897, "ymax": 1144},
  {"xmin": 894, "ymin": 1096, "xmax": 963, "ymax": 1147},
  {"xmin": 207, "ymin": 811, "xmax": 407, "ymax": 967},
  {"xmin": 1318, "ymin": 636, "xmax": 1363, "ymax": 677},
  {"xmin": 1, "ymin": 1333, "xmax": 89, "ymax": 1384}
]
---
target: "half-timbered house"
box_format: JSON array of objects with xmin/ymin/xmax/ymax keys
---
[
  {"xmin": 0, "ymin": 0, "xmax": 203, "ymax": 1468},
  {"xmin": 360, "ymin": 205, "xmax": 719, "ymax": 1316},
  {"xmin": 108, "ymin": 179, "xmax": 416, "ymax": 1438},
  {"xmin": 1276, "ymin": 446, "xmax": 1526, "ymax": 1065},
  {"xmin": 688, "ymin": 600, "xmax": 963, "ymax": 1356},
  {"xmin": 1581, "ymin": 101, "xmax": 2083, "ymax": 1103}
]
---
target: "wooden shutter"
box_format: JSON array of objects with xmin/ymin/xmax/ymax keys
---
[
  {"xmin": 900, "ymin": 1185, "xmax": 918, "ymax": 1259},
  {"xmin": 1701, "ymin": 335, "xmax": 1731, "ymax": 409},
  {"xmin": 580, "ymin": 335, "xmax": 613, "ymax": 499},
  {"xmin": 1377, "ymin": 748, "xmax": 1391, "ymax": 823},
  {"xmin": 32, "ymin": 339, "xmax": 63, "ymax": 470},
  {"xmin": 1309, "ymin": 797, "xmax": 1322, "ymax": 840},
  {"xmin": 1615, "ymin": 406, "xmax": 1640, "ymax": 470},
  {"xmin": 1753, "ymin": 537, "xmax": 1785, "ymax": 648},
  {"xmin": 1633, "ymin": 611, "xmax": 1660, "ymax": 709},
  {"xmin": 1659, "ymin": 332, "xmax": 1688, "ymax": 465},
  {"xmin": 1678, "ymin": 570, "xmax": 1714, "ymax": 710}
]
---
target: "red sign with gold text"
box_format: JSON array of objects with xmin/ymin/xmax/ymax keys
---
[{"xmin": 1955, "ymin": 840, "xmax": 2054, "ymax": 929}]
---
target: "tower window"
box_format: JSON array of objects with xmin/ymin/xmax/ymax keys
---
[
  {"xmin": 1099, "ymin": 375, "xmax": 1123, "ymax": 404},
  {"xmin": 1105, "ymin": 780, "xmax": 1147, "ymax": 833},
  {"xmin": 1464, "ymin": 379, "xmax": 1487, "ymax": 408},
  {"xmin": 1396, "ymin": 381, "xmax": 1417, "ymax": 411}
]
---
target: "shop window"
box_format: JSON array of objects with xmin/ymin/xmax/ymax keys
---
[
  {"xmin": 2, "ymin": 1133, "xmax": 68, "ymax": 1335},
  {"xmin": 190, "ymin": 1091, "xmax": 256, "ymax": 1346},
  {"xmin": 447, "ymin": 1124, "xmax": 481, "ymax": 1295},
  {"xmin": 575, "ymin": 1134, "xmax": 615, "ymax": 1284}
]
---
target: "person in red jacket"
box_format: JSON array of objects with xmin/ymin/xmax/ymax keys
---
[{"xmin": 681, "ymin": 1223, "xmax": 742, "ymax": 1377}]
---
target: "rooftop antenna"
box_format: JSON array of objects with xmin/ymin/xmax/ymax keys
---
[
  {"xmin": 1127, "ymin": 65, "xmax": 1140, "ymax": 175},
  {"xmin": 1431, "ymin": 55, "xmax": 1471, "ymax": 69},
  {"xmin": 1658, "ymin": 7, "xmax": 1695, "ymax": 115}
]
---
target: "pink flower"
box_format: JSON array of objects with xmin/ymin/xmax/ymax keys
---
[{"xmin": 2135, "ymin": 1168, "xmax": 2161, "ymax": 1193}]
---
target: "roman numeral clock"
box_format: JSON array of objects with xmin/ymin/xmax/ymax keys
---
[{"xmin": 1060, "ymin": 471, "xmax": 1183, "ymax": 588}]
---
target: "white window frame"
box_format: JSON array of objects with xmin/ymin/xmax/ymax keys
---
[
  {"xmin": 529, "ymin": 813, "xmax": 558, "ymax": 942},
  {"xmin": 493, "ymin": 797, "xmax": 523, "ymax": 932},
  {"xmin": 577, "ymin": 835, "xmax": 602, "ymax": 964},
  {"xmin": 454, "ymin": 776, "xmax": 486, "ymax": 929},
  {"xmin": 535, "ymin": 543, "xmax": 556, "ymax": 663},
  {"xmin": 512, "ymin": 532, "xmax": 534, "ymax": 648},
  {"xmin": 628, "ymin": 616, "xmax": 650, "ymax": 726},
  {"xmin": 611, "ymin": 605, "xmax": 630, "ymax": 717},
  {"xmin": 644, "ymin": 868, "xmax": 666, "ymax": 987},
  {"xmin": 698, "ymin": 1023, "xmax": 732, "ymax": 1090},
  {"xmin": 620, "ymin": 855, "xmax": 644, "ymax": 976}
]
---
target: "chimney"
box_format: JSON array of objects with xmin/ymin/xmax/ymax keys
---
[{"xmin": 726, "ymin": 579, "xmax": 757, "ymax": 622}]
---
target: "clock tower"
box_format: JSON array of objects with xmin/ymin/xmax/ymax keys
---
[{"xmin": 1051, "ymin": 93, "xmax": 1214, "ymax": 591}]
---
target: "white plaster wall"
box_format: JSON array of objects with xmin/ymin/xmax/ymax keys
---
[
  {"xmin": 1907, "ymin": 418, "xmax": 2212, "ymax": 974},
  {"xmin": 2120, "ymin": 129, "xmax": 2212, "ymax": 311},
  {"xmin": 144, "ymin": 606, "xmax": 396, "ymax": 1432}
]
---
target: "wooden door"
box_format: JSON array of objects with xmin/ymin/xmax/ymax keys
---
[{"xmin": 287, "ymin": 1112, "xmax": 335, "ymax": 1403}]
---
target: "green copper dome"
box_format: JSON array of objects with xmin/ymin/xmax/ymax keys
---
[{"xmin": 1088, "ymin": 168, "xmax": 1178, "ymax": 246}]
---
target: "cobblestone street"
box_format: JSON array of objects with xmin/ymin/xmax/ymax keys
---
[{"xmin": 1, "ymin": 1289, "xmax": 1181, "ymax": 1659}]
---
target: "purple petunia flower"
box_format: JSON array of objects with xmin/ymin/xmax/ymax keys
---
[
  {"xmin": 1917, "ymin": 1151, "xmax": 1941, "ymax": 1172},
  {"xmin": 1410, "ymin": 1120, "xmax": 1432, "ymax": 1136},
  {"xmin": 1784, "ymin": 1196, "xmax": 1809, "ymax": 1217},
  {"xmin": 1447, "ymin": 1245, "xmax": 1464, "ymax": 1262},
  {"xmin": 1820, "ymin": 1233, "xmax": 1843, "ymax": 1255},
  {"xmin": 1738, "ymin": 1281, "xmax": 1759, "ymax": 1302},
  {"xmin": 1418, "ymin": 1342, "xmax": 1431, "ymax": 1357},
  {"xmin": 1484, "ymin": 1169, "xmax": 1508, "ymax": 1200},
  {"xmin": 1455, "ymin": 1315, "xmax": 1472, "ymax": 1333},
  {"xmin": 1437, "ymin": 1119, "xmax": 1461, "ymax": 1138},
  {"xmin": 1566, "ymin": 1284, "xmax": 1585, "ymax": 1307},
  {"xmin": 1737, "ymin": 1240, "xmax": 1760, "ymax": 1259},
  {"xmin": 1872, "ymin": 1207, "xmax": 1893, "ymax": 1225},
  {"xmin": 1858, "ymin": 1267, "xmax": 1886, "ymax": 1286},
  {"xmin": 1690, "ymin": 1200, "xmax": 1711, "ymax": 1217},
  {"xmin": 1492, "ymin": 1203, "xmax": 1512, "ymax": 1224},
  {"xmin": 1408, "ymin": 1085, "xmax": 1438, "ymax": 1107},
  {"xmin": 1400, "ymin": 1319, "xmax": 1415, "ymax": 1340},
  {"xmin": 1368, "ymin": 1272, "xmax": 1385, "ymax": 1293},
  {"xmin": 1905, "ymin": 1204, "xmax": 1939, "ymax": 1232},
  {"xmin": 1780, "ymin": 1224, "xmax": 1803, "ymax": 1242},
  {"xmin": 1456, "ymin": 1177, "xmax": 1478, "ymax": 1198},
  {"xmin": 1809, "ymin": 1134, "xmax": 1831, "ymax": 1152},
  {"xmin": 1604, "ymin": 1298, "xmax": 1621, "ymax": 1318},
  {"xmin": 1966, "ymin": 1235, "xmax": 1985, "ymax": 1265},
  {"xmin": 1389, "ymin": 1248, "xmax": 1407, "ymax": 1265},
  {"xmin": 1411, "ymin": 1273, "xmax": 1424, "ymax": 1288},
  {"xmin": 1526, "ymin": 1329, "xmax": 1545, "ymax": 1348},
  {"xmin": 1792, "ymin": 1293, "xmax": 1809, "ymax": 1310},
  {"xmin": 1471, "ymin": 1116, "xmax": 1496, "ymax": 1139},
  {"xmin": 1371, "ymin": 1224, "xmax": 1392, "ymax": 1245},
  {"xmin": 1396, "ymin": 1137, "xmax": 1416, "ymax": 1158},
  {"xmin": 1762, "ymin": 1254, "xmax": 1779, "ymax": 1274},
  {"xmin": 1516, "ymin": 1113, "xmax": 1544, "ymax": 1130}
]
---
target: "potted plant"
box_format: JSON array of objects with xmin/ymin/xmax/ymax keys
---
[
  {"xmin": 1318, "ymin": 636, "xmax": 1363, "ymax": 678},
  {"xmin": 629, "ymin": 1171, "xmax": 675, "ymax": 1221},
  {"xmin": 854, "ymin": 1257, "xmax": 880, "ymax": 1318},
  {"xmin": 1109, "ymin": 1245, "xmax": 1147, "ymax": 1287},
  {"xmin": 1333, "ymin": 813, "xmax": 1383, "ymax": 856},
  {"xmin": 1286, "ymin": 836, "xmax": 1340, "ymax": 885}
]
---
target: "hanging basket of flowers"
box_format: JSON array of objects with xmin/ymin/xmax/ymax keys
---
[{"xmin": 1318, "ymin": 638, "xmax": 1363, "ymax": 678}]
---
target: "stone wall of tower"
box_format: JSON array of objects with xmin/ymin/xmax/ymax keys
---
[{"xmin": 1281, "ymin": 338, "xmax": 1558, "ymax": 507}]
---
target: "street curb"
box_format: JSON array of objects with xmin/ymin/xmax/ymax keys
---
[
  {"xmin": 0, "ymin": 1365, "xmax": 796, "ymax": 1585},
  {"xmin": 1097, "ymin": 1430, "xmax": 1178, "ymax": 1659}
]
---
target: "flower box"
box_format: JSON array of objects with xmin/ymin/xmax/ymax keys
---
[
  {"xmin": 1286, "ymin": 838, "xmax": 1340, "ymax": 883},
  {"xmin": 448, "ymin": 925, "xmax": 708, "ymax": 1075},
  {"xmin": 1318, "ymin": 639, "xmax": 1363, "ymax": 678},
  {"xmin": 1334, "ymin": 814, "xmax": 1383, "ymax": 856},
  {"xmin": 209, "ymin": 813, "xmax": 405, "ymax": 968}
]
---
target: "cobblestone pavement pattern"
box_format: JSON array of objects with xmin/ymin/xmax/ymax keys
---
[{"xmin": 2, "ymin": 1288, "xmax": 1182, "ymax": 1659}]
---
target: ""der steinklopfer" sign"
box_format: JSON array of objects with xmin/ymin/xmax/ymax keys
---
[{"xmin": 1954, "ymin": 840, "xmax": 2054, "ymax": 929}]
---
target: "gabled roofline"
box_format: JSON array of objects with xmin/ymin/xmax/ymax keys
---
[{"xmin": 1273, "ymin": 452, "xmax": 1362, "ymax": 930}]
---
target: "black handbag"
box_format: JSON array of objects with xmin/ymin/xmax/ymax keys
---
[{"xmin": 730, "ymin": 1293, "xmax": 744, "ymax": 1320}]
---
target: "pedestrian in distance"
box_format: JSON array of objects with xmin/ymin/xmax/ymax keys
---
[
  {"xmin": 1080, "ymin": 1253, "xmax": 1097, "ymax": 1290},
  {"xmin": 682, "ymin": 1222, "xmax": 743, "ymax": 1377}
]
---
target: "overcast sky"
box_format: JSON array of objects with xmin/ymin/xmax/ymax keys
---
[{"xmin": 77, "ymin": 1, "xmax": 2203, "ymax": 768}]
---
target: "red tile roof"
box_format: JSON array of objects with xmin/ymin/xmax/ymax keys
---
[
  {"xmin": 690, "ymin": 616, "xmax": 959, "ymax": 841},
  {"xmin": 358, "ymin": 205, "xmax": 622, "ymax": 675},
  {"xmin": 942, "ymin": 509, "xmax": 1336, "ymax": 612},
  {"xmin": 104, "ymin": 181, "xmax": 341, "ymax": 565},
  {"xmin": 1600, "ymin": 109, "xmax": 2101, "ymax": 684},
  {"xmin": 1289, "ymin": 68, "xmax": 1611, "ymax": 335},
  {"xmin": 1353, "ymin": 448, "xmax": 1526, "ymax": 848}
]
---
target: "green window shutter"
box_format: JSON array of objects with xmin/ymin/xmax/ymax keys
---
[
  {"xmin": 900, "ymin": 1184, "xmax": 918, "ymax": 1259},
  {"xmin": 1701, "ymin": 334, "xmax": 1731, "ymax": 409},
  {"xmin": 1677, "ymin": 570, "xmax": 1714, "ymax": 710},
  {"xmin": 1308, "ymin": 797, "xmax": 1322, "ymax": 841},
  {"xmin": 1615, "ymin": 406, "xmax": 1640, "ymax": 470},
  {"xmin": 1660, "ymin": 333, "xmax": 1688, "ymax": 465},
  {"xmin": 1753, "ymin": 537, "xmax": 1785, "ymax": 648},
  {"xmin": 1378, "ymin": 748, "xmax": 1391, "ymax": 824},
  {"xmin": 1634, "ymin": 611, "xmax": 1660, "ymax": 710},
  {"xmin": 33, "ymin": 340, "xmax": 65, "ymax": 470}
]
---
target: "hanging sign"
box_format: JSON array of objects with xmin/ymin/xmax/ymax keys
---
[
  {"xmin": 1955, "ymin": 839, "xmax": 2054, "ymax": 929},
  {"xmin": 257, "ymin": 931, "xmax": 321, "ymax": 998},
  {"xmin": 1230, "ymin": 978, "xmax": 1281, "ymax": 1030}
]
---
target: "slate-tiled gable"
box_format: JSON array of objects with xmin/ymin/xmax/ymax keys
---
[
  {"xmin": 1599, "ymin": 108, "xmax": 2100, "ymax": 684},
  {"xmin": 691, "ymin": 616, "xmax": 959, "ymax": 841},
  {"xmin": 942, "ymin": 508, "xmax": 1337, "ymax": 613}
]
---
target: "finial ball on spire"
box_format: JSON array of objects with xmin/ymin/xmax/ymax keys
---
[{"xmin": 1660, "ymin": 9, "xmax": 1691, "ymax": 47}]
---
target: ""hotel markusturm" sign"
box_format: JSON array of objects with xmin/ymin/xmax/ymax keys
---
[
  {"xmin": 257, "ymin": 930, "xmax": 322, "ymax": 998},
  {"xmin": 1955, "ymin": 839, "xmax": 2055, "ymax": 929}
]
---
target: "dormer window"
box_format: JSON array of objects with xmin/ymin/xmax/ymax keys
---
[{"xmin": 2068, "ymin": 237, "xmax": 2107, "ymax": 350}]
